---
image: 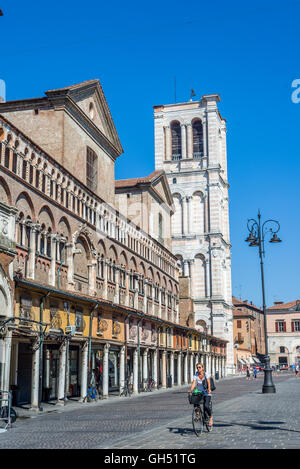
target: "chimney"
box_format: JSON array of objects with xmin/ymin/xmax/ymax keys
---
[{"xmin": 274, "ymin": 301, "xmax": 283, "ymax": 305}]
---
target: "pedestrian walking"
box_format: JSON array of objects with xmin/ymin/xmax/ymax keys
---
[
  {"xmin": 254, "ymin": 367, "xmax": 258, "ymax": 379},
  {"xmin": 246, "ymin": 366, "xmax": 250, "ymax": 380}
]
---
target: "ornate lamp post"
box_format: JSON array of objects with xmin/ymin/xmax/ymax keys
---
[{"xmin": 245, "ymin": 210, "xmax": 282, "ymax": 393}]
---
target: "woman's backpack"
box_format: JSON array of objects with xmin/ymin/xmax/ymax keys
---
[{"xmin": 203, "ymin": 376, "xmax": 216, "ymax": 392}]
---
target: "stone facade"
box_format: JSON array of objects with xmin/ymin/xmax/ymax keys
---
[
  {"xmin": 153, "ymin": 96, "xmax": 234, "ymax": 373},
  {"xmin": 0, "ymin": 80, "xmax": 228, "ymax": 409}
]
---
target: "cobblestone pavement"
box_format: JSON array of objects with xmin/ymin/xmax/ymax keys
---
[{"xmin": 0, "ymin": 373, "xmax": 296, "ymax": 449}]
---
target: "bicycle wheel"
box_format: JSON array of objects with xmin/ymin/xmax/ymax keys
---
[
  {"xmin": 192, "ymin": 407, "xmax": 204, "ymax": 437},
  {"xmin": 0, "ymin": 406, "xmax": 17, "ymax": 424}
]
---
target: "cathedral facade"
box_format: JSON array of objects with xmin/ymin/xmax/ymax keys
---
[{"xmin": 154, "ymin": 95, "xmax": 234, "ymax": 372}]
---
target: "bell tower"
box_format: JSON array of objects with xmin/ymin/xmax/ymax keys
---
[{"xmin": 153, "ymin": 95, "xmax": 234, "ymax": 374}]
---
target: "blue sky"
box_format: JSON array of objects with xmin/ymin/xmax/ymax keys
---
[{"xmin": 0, "ymin": 0, "xmax": 299, "ymax": 307}]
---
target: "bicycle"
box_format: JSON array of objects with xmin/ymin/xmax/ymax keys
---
[
  {"xmin": 145, "ymin": 378, "xmax": 156, "ymax": 392},
  {"xmin": 0, "ymin": 405, "xmax": 17, "ymax": 425},
  {"xmin": 188, "ymin": 391, "xmax": 212, "ymax": 436},
  {"xmin": 83, "ymin": 384, "xmax": 99, "ymax": 403},
  {"xmin": 119, "ymin": 378, "xmax": 132, "ymax": 397}
]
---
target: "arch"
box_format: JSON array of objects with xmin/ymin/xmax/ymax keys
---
[
  {"xmin": 108, "ymin": 245, "xmax": 118, "ymax": 262},
  {"xmin": 58, "ymin": 216, "xmax": 71, "ymax": 240},
  {"xmin": 139, "ymin": 261, "xmax": 146, "ymax": 277},
  {"xmin": 172, "ymin": 193, "xmax": 182, "ymax": 236},
  {"xmin": 196, "ymin": 319, "xmax": 207, "ymax": 333},
  {"xmin": 0, "ymin": 176, "xmax": 12, "ymax": 205},
  {"xmin": 98, "ymin": 239, "xmax": 106, "ymax": 257},
  {"xmin": 191, "ymin": 191, "xmax": 205, "ymax": 234},
  {"xmin": 194, "ymin": 254, "xmax": 207, "ymax": 299},
  {"xmin": 155, "ymin": 271, "xmax": 161, "ymax": 284},
  {"xmin": 73, "ymin": 236, "xmax": 90, "ymax": 282},
  {"xmin": 15, "ymin": 192, "xmax": 35, "ymax": 220},
  {"xmin": 129, "ymin": 256, "xmax": 137, "ymax": 272},
  {"xmin": 119, "ymin": 250, "xmax": 128, "ymax": 269},
  {"xmin": 38, "ymin": 205, "xmax": 55, "ymax": 232},
  {"xmin": 192, "ymin": 119, "xmax": 203, "ymax": 157},
  {"xmin": 170, "ymin": 120, "xmax": 182, "ymax": 160},
  {"xmin": 147, "ymin": 267, "xmax": 154, "ymax": 282}
]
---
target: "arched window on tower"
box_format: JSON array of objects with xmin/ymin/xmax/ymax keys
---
[
  {"xmin": 192, "ymin": 120, "xmax": 203, "ymax": 159},
  {"xmin": 171, "ymin": 121, "xmax": 182, "ymax": 160}
]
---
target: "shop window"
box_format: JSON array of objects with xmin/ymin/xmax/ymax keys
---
[
  {"xmin": 75, "ymin": 308, "xmax": 84, "ymax": 333},
  {"xmin": 20, "ymin": 296, "xmax": 32, "ymax": 327},
  {"xmin": 237, "ymin": 320, "xmax": 242, "ymax": 328}
]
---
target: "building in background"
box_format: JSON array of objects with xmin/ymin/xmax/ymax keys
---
[
  {"xmin": 266, "ymin": 300, "xmax": 300, "ymax": 368},
  {"xmin": 153, "ymin": 95, "xmax": 234, "ymax": 373},
  {"xmin": 232, "ymin": 297, "xmax": 265, "ymax": 371}
]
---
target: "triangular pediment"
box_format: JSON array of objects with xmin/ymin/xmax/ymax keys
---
[
  {"xmin": 45, "ymin": 79, "xmax": 123, "ymax": 156},
  {"xmin": 151, "ymin": 172, "xmax": 174, "ymax": 211}
]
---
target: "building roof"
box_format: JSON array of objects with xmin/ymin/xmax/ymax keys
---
[
  {"xmin": 115, "ymin": 170, "xmax": 163, "ymax": 188},
  {"xmin": 232, "ymin": 296, "xmax": 262, "ymax": 312},
  {"xmin": 267, "ymin": 300, "xmax": 300, "ymax": 311}
]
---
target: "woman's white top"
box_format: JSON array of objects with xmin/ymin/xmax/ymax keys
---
[{"xmin": 193, "ymin": 371, "xmax": 210, "ymax": 392}]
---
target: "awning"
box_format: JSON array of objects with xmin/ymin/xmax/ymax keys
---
[
  {"xmin": 238, "ymin": 358, "xmax": 246, "ymax": 364},
  {"xmin": 252, "ymin": 357, "xmax": 261, "ymax": 364},
  {"xmin": 248, "ymin": 357, "xmax": 256, "ymax": 364}
]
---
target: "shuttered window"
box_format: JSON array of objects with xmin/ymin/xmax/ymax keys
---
[{"xmin": 86, "ymin": 147, "xmax": 98, "ymax": 192}]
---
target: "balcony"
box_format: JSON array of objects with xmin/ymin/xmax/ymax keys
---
[
  {"xmin": 193, "ymin": 152, "xmax": 203, "ymax": 160},
  {"xmin": 235, "ymin": 334, "xmax": 244, "ymax": 344}
]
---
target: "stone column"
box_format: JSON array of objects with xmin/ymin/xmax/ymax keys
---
[
  {"xmin": 114, "ymin": 266, "xmax": 120, "ymax": 304},
  {"xmin": 143, "ymin": 348, "xmax": 148, "ymax": 389},
  {"xmin": 153, "ymin": 349, "xmax": 158, "ymax": 389},
  {"xmin": 184, "ymin": 352, "xmax": 188, "ymax": 385},
  {"xmin": 177, "ymin": 352, "xmax": 182, "ymax": 386},
  {"xmin": 57, "ymin": 342, "xmax": 66, "ymax": 405},
  {"xmin": 181, "ymin": 124, "xmax": 187, "ymax": 159},
  {"xmin": 79, "ymin": 342, "xmax": 88, "ymax": 402},
  {"xmin": 189, "ymin": 259, "xmax": 195, "ymax": 298},
  {"xmin": 88, "ymin": 259, "xmax": 97, "ymax": 297},
  {"xmin": 10, "ymin": 341, "xmax": 18, "ymax": 387},
  {"xmin": 102, "ymin": 261, "xmax": 108, "ymax": 300},
  {"xmin": 124, "ymin": 270, "xmax": 130, "ymax": 307},
  {"xmin": 202, "ymin": 118, "xmax": 207, "ymax": 163},
  {"xmin": 187, "ymin": 123, "xmax": 193, "ymax": 158},
  {"xmin": 165, "ymin": 126, "xmax": 171, "ymax": 160},
  {"xmin": 170, "ymin": 352, "xmax": 174, "ymax": 387},
  {"xmin": 183, "ymin": 260, "xmax": 189, "ymax": 277},
  {"xmin": 182, "ymin": 198, "xmax": 188, "ymax": 235},
  {"xmin": 161, "ymin": 351, "xmax": 167, "ymax": 389},
  {"xmin": 133, "ymin": 348, "xmax": 138, "ymax": 394},
  {"xmin": 27, "ymin": 223, "xmax": 37, "ymax": 279},
  {"xmin": 49, "ymin": 234, "xmax": 57, "ymax": 286},
  {"xmin": 186, "ymin": 196, "xmax": 191, "ymax": 234},
  {"xmin": 102, "ymin": 343, "xmax": 110, "ymax": 399},
  {"xmin": 190, "ymin": 353, "xmax": 194, "ymax": 383},
  {"xmin": 119, "ymin": 345, "xmax": 125, "ymax": 392},
  {"xmin": 31, "ymin": 343, "xmax": 40, "ymax": 410},
  {"xmin": 66, "ymin": 243, "xmax": 74, "ymax": 290},
  {"xmin": 0, "ymin": 331, "xmax": 12, "ymax": 393},
  {"xmin": 44, "ymin": 347, "xmax": 51, "ymax": 389}
]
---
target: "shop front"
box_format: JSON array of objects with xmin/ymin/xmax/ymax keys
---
[{"xmin": 108, "ymin": 347, "xmax": 120, "ymax": 392}]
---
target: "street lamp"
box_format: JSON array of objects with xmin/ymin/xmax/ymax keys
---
[{"xmin": 245, "ymin": 210, "xmax": 282, "ymax": 393}]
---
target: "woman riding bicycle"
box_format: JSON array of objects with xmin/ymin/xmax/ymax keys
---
[{"xmin": 189, "ymin": 363, "xmax": 213, "ymax": 428}]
